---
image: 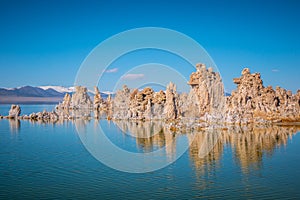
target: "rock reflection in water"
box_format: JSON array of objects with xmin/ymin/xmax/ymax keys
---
[
  {"xmin": 189, "ymin": 125, "xmax": 300, "ymax": 174},
  {"xmin": 8, "ymin": 119, "xmax": 20, "ymax": 133},
  {"xmin": 111, "ymin": 121, "xmax": 300, "ymax": 174},
  {"xmin": 113, "ymin": 120, "xmax": 177, "ymax": 159},
  {"xmin": 69, "ymin": 119, "xmax": 300, "ymax": 174}
]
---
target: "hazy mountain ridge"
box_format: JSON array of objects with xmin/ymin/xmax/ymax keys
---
[
  {"xmin": 1, "ymin": 86, "xmax": 110, "ymax": 96},
  {"xmin": 0, "ymin": 86, "xmax": 65, "ymax": 97},
  {"xmin": 0, "ymin": 86, "xmax": 112, "ymax": 104}
]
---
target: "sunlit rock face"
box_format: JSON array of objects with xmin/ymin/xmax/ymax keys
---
[
  {"xmin": 55, "ymin": 93, "xmax": 71, "ymax": 118},
  {"xmin": 151, "ymin": 90, "xmax": 166, "ymax": 119},
  {"xmin": 93, "ymin": 86, "xmax": 103, "ymax": 111},
  {"xmin": 129, "ymin": 87, "xmax": 154, "ymax": 120},
  {"xmin": 56, "ymin": 86, "xmax": 92, "ymax": 111},
  {"xmin": 93, "ymin": 86, "xmax": 111, "ymax": 118},
  {"xmin": 70, "ymin": 86, "xmax": 92, "ymax": 110},
  {"xmin": 164, "ymin": 82, "xmax": 179, "ymax": 120},
  {"xmin": 54, "ymin": 86, "xmax": 92, "ymax": 119},
  {"xmin": 112, "ymin": 85, "xmax": 131, "ymax": 119},
  {"xmin": 225, "ymin": 68, "xmax": 300, "ymax": 123},
  {"xmin": 8, "ymin": 104, "xmax": 21, "ymax": 119},
  {"xmin": 61, "ymin": 93, "xmax": 71, "ymax": 109},
  {"xmin": 46, "ymin": 64, "xmax": 299, "ymax": 123},
  {"xmin": 111, "ymin": 64, "xmax": 299, "ymax": 124},
  {"xmin": 112, "ymin": 84, "xmax": 179, "ymax": 120},
  {"xmin": 27, "ymin": 110, "xmax": 59, "ymax": 122},
  {"xmin": 180, "ymin": 63, "xmax": 225, "ymax": 122}
]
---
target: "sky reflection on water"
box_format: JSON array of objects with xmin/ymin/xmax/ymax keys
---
[{"xmin": 1, "ymin": 118, "xmax": 300, "ymax": 199}]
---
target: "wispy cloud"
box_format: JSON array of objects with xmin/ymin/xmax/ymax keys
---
[
  {"xmin": 121, "ymin": 74, "xmax": 145, "ymax": 80},
  {"xmin": 272, "ymin": 69, "xmax": 279, "ymax": 72},
  {"xmin": 105, "ymin": 68, "xmax": 118, "ymax": 73}
]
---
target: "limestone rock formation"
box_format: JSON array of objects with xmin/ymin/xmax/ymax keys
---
[
  {"xmin": 8, "ymin": 104, "xmax": 21, "ymax": 119},
  {"xmin": 4, "ymin": 64, "xmax": 299, "ymax": 125},
  {"xmin": 164, "ymin": 82, "xmax": 178, "ymax": 119},
  {"xmin": 55, "ymin": 93, "xmax": 71, "ymax": 118},
  {"xmin": 111, "ymin": 65, "xmax": 299, "ymax": 124},
  {"xmin": 70, "ymin": 86, "xmax": 92, "ymax": 109},
  {"xmin": 151, "ymin": 90, "xmax": 166, "ymax": 119},
  {"xmin": 112, "ymin": 85, "xmax": 131, "ymax": 119},
  {"xmin": 185, "ymin": 63, "xmax": 225, "ymax": 121},
  {"xmin": 225, "ymin": 68, "xmax": 300, "ymax": 123},
  {"xmin": 29, "ymin": 110, "xmax": 59, "ymax": 122},
  {"xmin": 112, "ymin": 84, "xmax": 180, "ymax": 120},
  {"xmin": 128, "ymin": 87, "xmax": 154, "ymax": 120},
  {"xmin": 55, "ymin": 86, "xmax": 93, "ymax": 119},
  {"xmin": 56, "ymin": 86, "xmax": 93, "ymax": 111},
  {"xmin": 93, "ymin": 86, "xmax": 103, "ymax": 111},
  {"xmin": 61, "ymin": 93, "xmax": 71, "ymax": 109}
]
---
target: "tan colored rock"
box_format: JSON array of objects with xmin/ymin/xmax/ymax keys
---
[
  {"xmin": 164, "ymin": 82, "xmax": 178, "ymax": 119},
  {"xmin": 62, "ymin": 93, "xmax": 71, "ymax": 109},
  {"xmin": 8, "ymin": 104, "xmax": 21, "ymax": 119},
  {"xmin": 70, "ymin": 86, "xmax": 92, "ymax": 110},
  {"xmin": 93, "ymin": 86, "xmax": 103, "ymax": 111},
  {"xmin": 112, "ymin": 85, "xmax": 131, "ymax": 119},
  {"xmin": 152, "ymin": 90, "xmax": 166, "ymax": 104},
  {"xmin": 186, "ymin": 64, "xmax": 225, "ymax": 121},
  {"xmin": 128, "ymin": 87, "xmax": 154, "ymax": 120},
  {"xmin": 226, "ymin": 68, "xmax": 300, "ymax": 123}
]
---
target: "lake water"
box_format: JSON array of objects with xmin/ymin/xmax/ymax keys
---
[{"xmin": 1, "ymin": 105, "xmax": 300, "ymax": 199}]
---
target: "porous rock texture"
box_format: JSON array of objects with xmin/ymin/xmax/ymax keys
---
[
  {"xmin": 8, "ymin": 64, "xmax": 299, "ymax": 124},
  {"xmin": 112, "ymin": 83, "xmax": 178, "ymax": 120},
  {"xmin": 55, "ymin": 86, "xmax": 92, "ymax": 119},
  {"xmin": 94, "ymin": 86, "xmax": 109, "ymax": 111},
  {"xmin": 70, "ymin": 86, "xmax": 92, "ymax": 110},
  {"xmin": 184, "ymin": 63, "xmax": 225, "ymax": 121},
  {"xmin": 111, "ymin": 64, "xmax": 299, "ymax": 124},
  {"xmin": 8, "ymin": 104, "xmax": 21, "ymax": 119},
  {"xmin": 225, "ymin": 68, "xmax": 300, "ymax": 123},
  {"xmin": 56, "ymin": 86, "xmax": 92, "ymax": 111}
]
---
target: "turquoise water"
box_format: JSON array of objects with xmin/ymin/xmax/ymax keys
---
[
  {"xmin": 0, "ymin": 104, "xmax": 55, "ymax": 116},
  {"xmin": 0, "ymin": 105, "xmax": 300, "ymax": 199}
]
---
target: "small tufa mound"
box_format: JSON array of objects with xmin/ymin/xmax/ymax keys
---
[{"xmin": 8, "ymin": 104, "xmax": 21, "ymax": 119}]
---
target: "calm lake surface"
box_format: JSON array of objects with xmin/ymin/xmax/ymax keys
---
[{"xmin": 1, "ymin": 105, "xmax": 300, "ymax": 199}]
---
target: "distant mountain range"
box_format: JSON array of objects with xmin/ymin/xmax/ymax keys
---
[
  {"xmin": 0, "ymin": 86, "xmax": 65, "ymax": 97},
  {"xmin": 0, "ymin": 85, "xmax": 230, "ymax": 104},
  {"xmin": 0, "ymin": 86, "xmax": 112, "ymax": 104}
]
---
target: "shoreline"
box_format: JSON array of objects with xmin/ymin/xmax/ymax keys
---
[
  {"xmin": 0, "ymin": 96, "xmax": 63, "ymax": 104},
  {"xmin": 2, "ymin": 66, "xmax": 299, "ymax": 126}
]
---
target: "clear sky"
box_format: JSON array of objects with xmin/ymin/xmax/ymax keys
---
[{"xmin": 0, "ymin": 0, "xmax": 299, "ymax": 93}]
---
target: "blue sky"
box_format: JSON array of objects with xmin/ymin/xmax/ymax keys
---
[{"xmin": 0, "ymin": 0, "xmax": 299, "ymax": 93}]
